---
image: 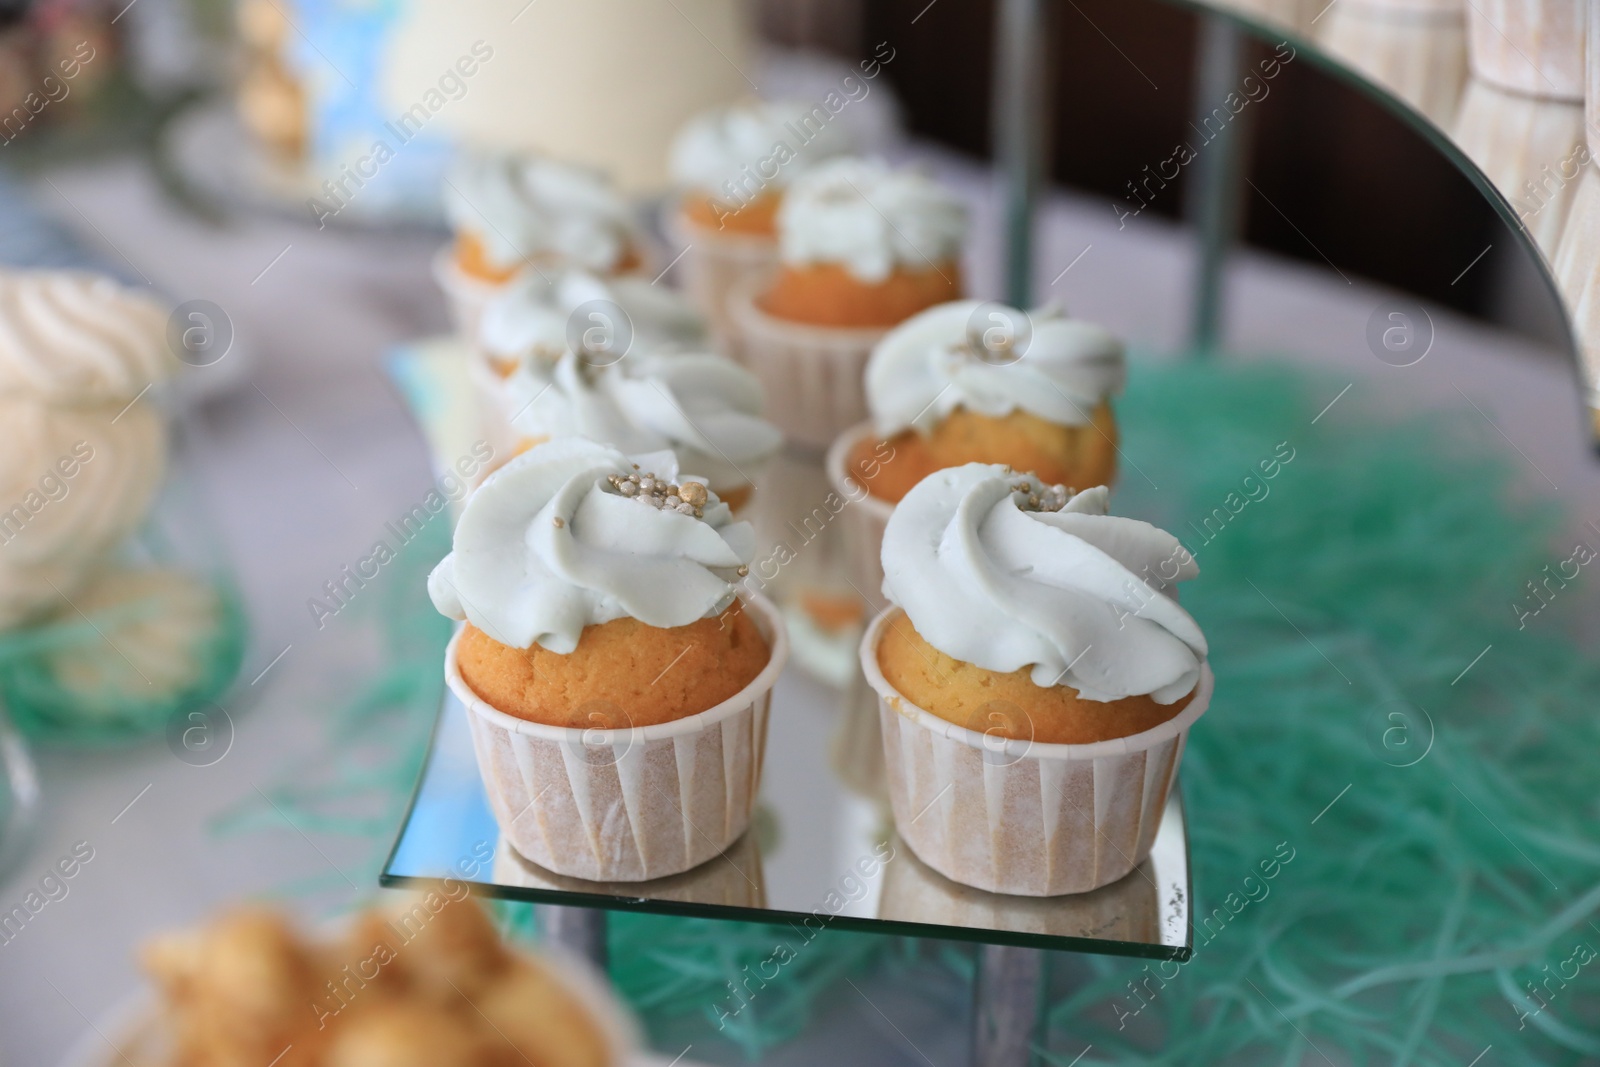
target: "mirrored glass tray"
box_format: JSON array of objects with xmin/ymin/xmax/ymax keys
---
[{"xmin": 380, "ymin": 341, "xmax": 1192, "ymax": 961}]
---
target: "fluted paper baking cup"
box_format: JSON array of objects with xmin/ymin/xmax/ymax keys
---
[
  {"xmin": 432, "ymin": 244, "xmax": 506, "ymax": 344},
  {"xmin": 825, "ymin": 422, "xmax": 896, "ymax": 603},
  {"xmin": 861, "ymin": 609, "xmax": 1213, "ymax": 896},
  {"xmin": 668, "ymin": 210, "xmax": 778, "ymax": 356},
  {"xmin": 1453, "ymin": 78, "xmax": 1585, "ymax": 254},
  {"xmin": 447, "ymin": 595, "xmax": 787, "ymax": 882},
  {"xmin": 1320, "ymin": 4, "xmax": 1469, "ymax": 128},
  {"xmin": 729, "ymin": 279, "xmax": 886, "ymax": 449},
  {"xmin": 1465, "ymin": 0, "xmax": 1585, "ymax": 100}
]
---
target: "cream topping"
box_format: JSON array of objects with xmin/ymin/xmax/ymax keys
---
[
  {"xmin": 865, "ymin": 301, "xmax": 1124, "ymax": 436},
  {"xmin": 444, "ymin": 151, "xmax": 639, "ymax": 274},
  {"xmin": 777, "ymin": 157, "xmax": 966, "ymax": 283},
  {"xmin": 477, "ymin": 267, "xmax": 706, "ymax": 363},
  {"xmin": 881, "ymin": 465, "xmax": 1206, "ymax": 703},
  {"xmin": 0, "ymin": 270, "xmax": 173, "ymax": 404},
  {"xmin": 428, "ymin": 439, "xmax": 756, "ymax": 653},
  {"xmin": 498, "ymin": 349, "xmax": 781, "ymax": 493},
  {"xmin": 669, "ymin": 98, "xmax": 852, "ymax": 196}
]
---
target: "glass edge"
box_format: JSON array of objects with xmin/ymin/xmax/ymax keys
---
[{"xmin": 376, "ymin": 871, "xmax": 1192, "ymax": 962}]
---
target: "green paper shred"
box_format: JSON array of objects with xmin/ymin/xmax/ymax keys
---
[{"xmin": 241, "ymin": 357, "xmax": 1600, "ymax": 1064}]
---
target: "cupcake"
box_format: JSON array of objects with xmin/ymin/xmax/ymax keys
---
[
  {"xmin": 1552, "ymin": 10, "xmax": 1600, "ymax": 435},
  {"xmin": 730, "ymin": 157, "xmax": 967, "ymax": 448},
  {"xmin": 470, "ymin": 265, "xmax": 706, "ymax": 449},
  {"xmin": 429, "ymin": 438, "xmax": 787, "ymax": 881},
  {"xmin": 860, "ymin": 466, "xmax": 1212, "ymax": 895},
  {"xmin": 668, "ymin": 99, "xmax": 852, "ymax": 342},
  {"xmin": 827, "ymin": 301, "xmax": 1124, "ymax": 599},
  {"xmin": 436, "ymin": 150, "xmax": 645, "ymax": 340},
  {"xmin": 1465, "ymin": 0, "xmax": 1586, "ymax": 101},
  {"xmin": 486, "ymin": 345, "xmax": 783, "ymax": 513}
]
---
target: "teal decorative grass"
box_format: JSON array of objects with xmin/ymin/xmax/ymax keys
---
[{"xmin": 245, "ymin": 358, "xmax": 1600, "ymax": 1064}]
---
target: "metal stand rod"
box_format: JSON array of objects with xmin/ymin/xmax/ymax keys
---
[
  {"xmin": 1185, "ymin": 15, "xmax": 1251, "ymax": 354},
  {"xmin": 536, "ymin": 905, "xmax": 608, "ymax": 970},
  {"xmin": 972, "ymin": 944, "xmax": 1045, "ymax": 1067},
  {"xmin": 993, "ymin": 0, "xmax": 1053, "ymax": 308}
]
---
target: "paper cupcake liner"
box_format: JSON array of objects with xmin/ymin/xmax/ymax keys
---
[
  {"xmin": 1208, "ymin": 0, "xmax": 1322, "ymax": 32},
  {"xmin": 1553, "ymin": 167, "xmax": 1600, "ymax": 406},
  {"xmin": 824, "ymin": 422, "xmax": 896, "ymax": 606},
  {"xmin": 668, "ymin": 211, "xmax": 778, "ymax": 358},
  {"xmin": 1319, "ymin": 4, "xmax": 1469, "ymax": 127},
  {"xmin": 1341, "ymin": 0, "xmax": 1462, "ymax": 12},
  {"xmin": 1465, "ymin": 0, "xmax": 1585, "ymax": 100},
  {"xmin": 465, "ymin": 348, "xmax": 524, "ymax": 462},
  {"xmin": 860, "ymin": 609, "xmax": 1213, "ymax": 896},
  {"xmin": 1453, "ymin": 77, "xmax": 1585, "ymax": 253},
  {"xmin": 832, "ymin": 671, "xmax": 890, "ymax": 804},
  {"xmin": 728, "ymin": 279, "xmax": 886, "ymax": 449},
  {"xmin": 432, "ymin": 244, "xmax": 506, "ymax": 344},
  {"xmin": 447, "ymin": 595, "xmax": 788, "ymax": 882},
  {"xmin": 1589, "ymin": 6, "xmax": 1600, "ymax": 157}
]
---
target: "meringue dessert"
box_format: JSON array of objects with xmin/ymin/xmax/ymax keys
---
[
  {"xmin": 846, "ymin": 301, "xmax": 1124, "ymax": 504},
  {"xmin": 430, "ymin": 438, "xmax": 786, "ymax": 881},
  {"xmin": 760, "ymin": 157, "xmax": 965, "ymax": 328},
  {"xmin": 443, "ymin": 150, "xmax": 643, "ymax": 284},
  {"xmin": 0, "ymin": 269, "xmax": 175, "ymax": 628},
  {"xmin": 861, "ymin": 465, "xmax": 1212, "ymax": 895}
]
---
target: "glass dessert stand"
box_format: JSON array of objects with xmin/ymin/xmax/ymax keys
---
[{"xmin": 382, "ymin": 337, "xmax": 1192, "ymax": 1066}]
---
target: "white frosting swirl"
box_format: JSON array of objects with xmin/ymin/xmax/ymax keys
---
[
  {"xmin": 865, "ymin": 301, "xmax": 1125, "ymax": 436},
  {"xmin": 669, "ymin": 99, "xmax": 852, "ymax": 195},
  {"xmin": 0, "ymin": 270, "xmax": 173, "ymax": 404},
  {"xmin": 444, "ymin": 151, "xmax": 639, "ymax": 275},
  {"xmin": 881, "ymin": 465, "xmax": 1206, "ymax": 703},
  {"xmin": 500, "ymin": 349, "xmax": 782, "ymax": 493},
  {"xmin": 777, "ymin": 157, "xmax": 966, "ymax": 282},
  {"xmin": 478, "ymin": 267, "xmax": 706, "ymax": 362},
  {"xmin": 429, "ymin": 438, "xmax": 756, "ymax": 653}
]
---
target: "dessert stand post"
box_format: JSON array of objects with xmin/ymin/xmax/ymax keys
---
[
  {"xmin": 1185, "ymin": 13, "xmax": 1251, "ymax": 354},
  {"xmin": 981, "ymin": 0, "xmax": 1052, "ymax": 1062}
]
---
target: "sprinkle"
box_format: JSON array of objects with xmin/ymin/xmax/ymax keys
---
[
  {"xmin": 607, "ymin": 470, "xmax": 708, "ymax": 518},
  {"xmin": 737, "ymin": 565, "xmax": 749, "ymax": 577},
  {"xmin": 679, "ymin": 482, "xmax": 709, "ymax": 508},
  {"xmin": 553, "ymin": 516, "xmax": 565, "ymax": 528}
]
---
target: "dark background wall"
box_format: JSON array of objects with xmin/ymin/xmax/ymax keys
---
[{"xmin": 763, "ymin": 0, "xmax": 1505, "ymax": 318}]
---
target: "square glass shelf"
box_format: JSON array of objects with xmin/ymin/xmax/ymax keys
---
[{"xmin": 381, "ymin": 341, "xmax": 1193, "ymax": 961}]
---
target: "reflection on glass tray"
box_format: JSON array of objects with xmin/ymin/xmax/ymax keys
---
[{"xmin": 382, "ymin": 668, "xmax": 1193, "ymax": 960}]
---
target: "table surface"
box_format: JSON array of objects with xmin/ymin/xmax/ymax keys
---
[{"xmin": 1, "ymin": 139, "xmax": 1596, "ymax": 1067}]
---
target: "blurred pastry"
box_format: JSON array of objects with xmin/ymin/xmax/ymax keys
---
[
  {"xmin": 140, "ymin": 897, "xmax": 628, "ymax": 1067},
  {"xmin": 430, "ymin": 438, "xmax": 787, "ymax": 881},
  {"xmin": 861, "ymin": 467, "xmax": 1212, "ymax": 895},
  {"xmin": 469, "ymin": 265, "xmax": 705, "ymax": 452},
  {"xmin": 436, "ymin": 151, "xmax": 644, "ymax": 339},
  {"xmin": 730, "ymin": 157, "xmax": 966, "ymax": 448},
  {"xmin": 668, "ymin": 98, "xmax": 852, "ymax": 341},
  {"xmin": 487, "ymin": 344, "xmax": 781, "ymax": 512},
  {"xmin": 0, "ymin": 270, "xmax": 174, "ymax": 629}
]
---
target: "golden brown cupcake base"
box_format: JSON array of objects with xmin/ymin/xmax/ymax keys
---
[
  {"xmin": 876, "ymin": 612, "xmax": 1189, "ymax": 745},
  {"xmin": 847, "ymin": 402, "xmax": 1119, "ymax": 505},
  {"xmin": 458, "ymin": 603, "xmax": 769, "ymax": 728},
  {"xmin": 453, "ymin": 232, "xmax": 643, "ymax": 285},
  {"xmin": 681, "ymin": 189, "xmax": 782, "ymax": 236},
  {"xmin": 759, "ymin": 261, "xmax": 962, "ymax": 328}
]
